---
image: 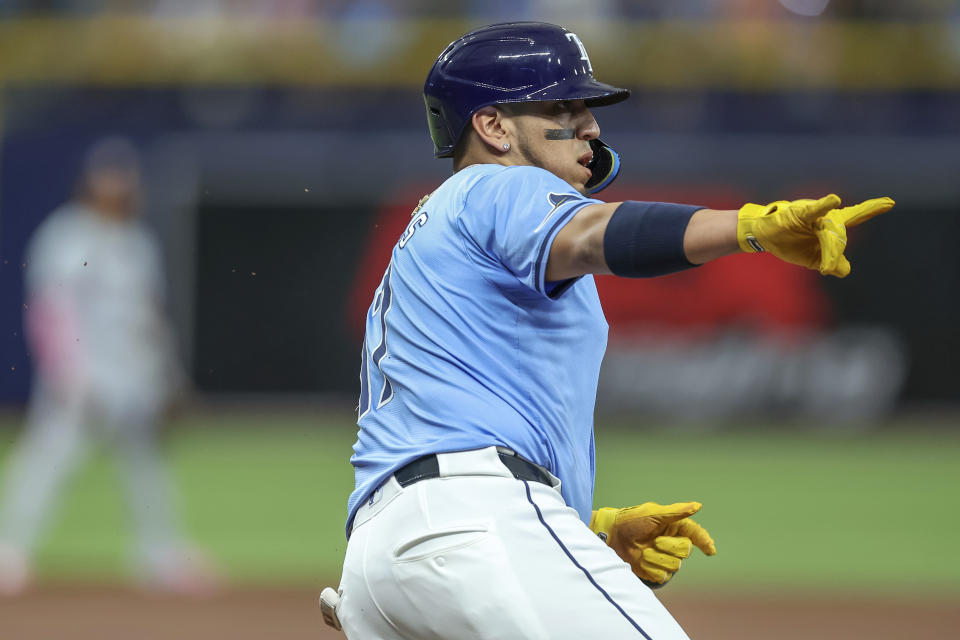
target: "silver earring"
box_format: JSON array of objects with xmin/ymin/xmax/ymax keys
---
[{"xmin": 502, "ymin": 143, "xmax": 511, "ymax": 151}]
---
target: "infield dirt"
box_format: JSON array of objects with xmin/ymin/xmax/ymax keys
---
[{"xmin": 0, "ymin": 585, "xmax": 956, "ymax": 639}]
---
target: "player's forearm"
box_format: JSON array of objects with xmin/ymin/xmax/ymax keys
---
[
  {"xmin": 24, "ymin": 291, "xmax": 83, "ymax": 380},
  {"xmin": 682, "ymin": 209, "xmax": 741, "ymax": 265},
  {"xmin": 548, "ymin": 202, "xmax": 739, "ymax": 281}
]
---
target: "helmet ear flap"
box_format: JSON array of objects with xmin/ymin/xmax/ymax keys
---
[
  {"xmin": 584, "ymin": 139, "xmax": 621, "ymax": 195},
  {"xmin": 425, "ymin": 97, "xmax": 457, "ymax": 158}
]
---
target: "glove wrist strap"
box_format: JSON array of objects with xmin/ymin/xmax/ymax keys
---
[
  {"xmin": 737, "ymin": 203, "xmax": 771, "ymax": 253},
  {"xmin": 590, "ymin": 507, "xmax": 619, "ymax": 540}
]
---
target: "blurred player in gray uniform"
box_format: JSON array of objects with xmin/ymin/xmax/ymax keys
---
[{"xmin": 0, "ymin": 138, "xmax": 216, "ymax": 596}]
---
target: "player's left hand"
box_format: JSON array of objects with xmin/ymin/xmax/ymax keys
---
[
  {"xmin": 737, "ymin": 194, "xmax": 895, "ymax": 277},
  {"xmin": 589, "ymin": 501, "xmax": 716, "ymax": 588}
]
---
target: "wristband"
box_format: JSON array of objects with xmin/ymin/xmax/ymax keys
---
[{"xmin": 602, "ymin": 201, "xmax": 702, "ymax": 277}]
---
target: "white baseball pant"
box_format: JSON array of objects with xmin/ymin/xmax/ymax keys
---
[{"xmin": 335, "ymin": 446, "xmax": 690, "ymax": 639}]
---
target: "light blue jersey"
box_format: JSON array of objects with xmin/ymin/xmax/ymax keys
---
[{"xmin": 348, "ymin": 164, "xmax": 609, "ymax": 533}]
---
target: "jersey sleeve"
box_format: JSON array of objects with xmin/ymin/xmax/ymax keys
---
[{"xmin": 458, "ymin": 166, "xmax": 600, "ymax": 298}]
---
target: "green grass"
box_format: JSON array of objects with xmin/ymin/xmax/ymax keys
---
[
  {"xmin": 0, "ymin": 410, "xmax": 958, "ymax": 595},
  {"xmin": 593, "ymin": 423, "xmax": 960, "ymax": 594}
]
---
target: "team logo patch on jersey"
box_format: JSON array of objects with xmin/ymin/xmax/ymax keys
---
[{"xmin": 535, "ymin": 192, "xmax": 582, "ymax": 232}]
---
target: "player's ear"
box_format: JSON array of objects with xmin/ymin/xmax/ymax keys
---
[{"xmin": 471, "ymin": 106, "xmax": 511, "ymax": 155}]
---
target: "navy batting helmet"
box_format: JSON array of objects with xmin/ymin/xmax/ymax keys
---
[{"xmin": 424, "ymin": 22, "xmax": 630, "ymax": 193}]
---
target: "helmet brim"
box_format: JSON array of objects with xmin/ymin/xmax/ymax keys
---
[
  {"xmin": 580, "ymin": 81, "xmax": 631, "ymax": 107},
  {"xmin": 498, "ymin": 78, "xmax": 631, "ymax": 108}
]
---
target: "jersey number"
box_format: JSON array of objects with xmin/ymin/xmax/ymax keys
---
[
  {"xmin": 358, "ymin": 201, "xmax": 431, "ymax": 418},
  {"xmin": 359, "ymin": 263, "xmax": 395, "ymax": 418}
]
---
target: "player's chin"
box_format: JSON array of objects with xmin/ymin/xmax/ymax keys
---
[{"xmin": 568, "ymin": 166, "xmax": 592, "ymax": 195}]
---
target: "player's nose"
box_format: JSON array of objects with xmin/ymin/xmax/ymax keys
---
[{"xmin": 578, "ymin": 108, "xmax": 600, "ymax": 141}]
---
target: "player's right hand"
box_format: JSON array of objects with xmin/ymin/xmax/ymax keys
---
[
  {"xmin": 737, "ymin": 194, "xmax": 895, "ymax": 277},
  {"xmin": 589, "ymin": 501, "xmax": 716, "ymax": 587}
]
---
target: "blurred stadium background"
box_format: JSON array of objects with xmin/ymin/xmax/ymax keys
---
[{"xmin": 0, "ymin": 1, "xmax": 958, "ymax": 638}]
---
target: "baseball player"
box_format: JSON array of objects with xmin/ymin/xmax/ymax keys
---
[
  {"xmin": 0, "ymin": 138, "xmax": 216, "ymax": 596},
  {"xmin": 320, "ymin": 23, "xmax": 894, "ymax": 638}
]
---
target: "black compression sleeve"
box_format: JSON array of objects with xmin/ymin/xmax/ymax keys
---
[{"xmin": 602, "ymin": 201, "xmax": 703, "ymax": 277}]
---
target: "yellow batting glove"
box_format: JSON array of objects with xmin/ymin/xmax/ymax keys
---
[
  {"xmin": 589, "ymin": 502, "xmax": 716, "ymax": 588},
  {"xmin": 737, "ymin": 194, "xmax": 895, "ymax": 278}
]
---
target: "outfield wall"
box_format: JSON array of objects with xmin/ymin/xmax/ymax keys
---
[{"xmin": 0, "ymin": 17, "xmax": 957, "ymax": 413}]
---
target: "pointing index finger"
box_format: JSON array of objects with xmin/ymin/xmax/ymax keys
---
[
  {"xmin": 652, "ymin": 501, "xmax": 702, "ymax": 523},
  {"xmin": 835, "ymin": 197, "xmax": 895, "ymax": 229}
]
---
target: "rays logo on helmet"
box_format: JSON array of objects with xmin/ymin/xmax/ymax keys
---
[{"xmin": 565, "ymin": 33, "xmax": 593, "ymax": 73}]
